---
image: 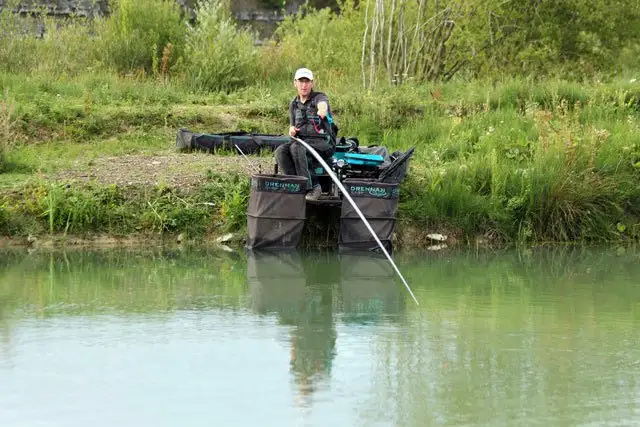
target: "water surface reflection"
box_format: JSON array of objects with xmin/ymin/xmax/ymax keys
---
[{"xmin": 0, "ymin": 245, "xmax": 638, "ymax": 427}]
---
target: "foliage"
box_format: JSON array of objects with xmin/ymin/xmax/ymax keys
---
[
  {"xmin": 0, "ymin": 71, "xmax": 638, "ymax": 244},
  {"xmin": 0, "ymin": 10, "xmax": 99, "ymax": 77},
  {"xmin": 0, "ymin": 168, "xmax": 253, "ymax": 238},
  {"xmin": 393, "ymin": 79, "xmax": 640, "ymax": 243},
  {"xmin": 0, "ymin": 0, "xmax": 639, "ymax": 244},
  {"xmin": 180, "ymin": 0, "xmax": 259, "ymax": 92},
  {"xmin": 508, "ymin": 0, "xmax": 640, "ymax": 77},
  {"xmin": 1, "ymin": 0, "xmax": 638, "ymax": 86},
  {"xmin": 200, "ymin": 171, "xmax": 250, "ymax": 233},
  {"xmin": 356, "ymin": 0, "xmax": 640, "ymax": 85},
  {"xmin": 95, "ymin": 0, "xmax": 186, "ymax": 75},
  {"xmin": 0, "ymin": 89, "xmax": 18, "ymax": 173},
  {"xmin": 261, "ymin": 0, "xmax": 364, "ymax": 84}
]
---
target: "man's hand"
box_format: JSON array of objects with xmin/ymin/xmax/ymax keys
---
[
  {"xmin": 317, "ymin": 101, "xmax": 328, "ymax": 119},
  {"xmin": 289, "ymin": 126, "xmax": 299, "ymax": 137}
]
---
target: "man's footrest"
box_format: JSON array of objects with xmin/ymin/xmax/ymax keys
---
[{"xmin": 306, "ymin": 194, "xmax": 342, "ymax": 207}]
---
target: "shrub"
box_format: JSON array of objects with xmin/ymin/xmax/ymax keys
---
[
  {"xmin": 96, "ymin": 0, "xmax": 186, "ymax": 75},
  {"xmin": 181, "ymin": 0, "xmax": 259, "ymax": 92},
  {"xmin": 0, "ymin": 90, "xmax": 17, "ymax": 172}
]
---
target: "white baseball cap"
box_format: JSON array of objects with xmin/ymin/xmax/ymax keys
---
[{"xmin": 294, "ymin": 68, "xmax": 314, "ymax": 81}]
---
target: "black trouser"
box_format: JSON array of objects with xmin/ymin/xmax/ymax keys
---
[{"xmin": 275, "ymin": 137, "xmax": 335, "ymax": 190}]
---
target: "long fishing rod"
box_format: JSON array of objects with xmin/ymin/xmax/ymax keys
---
[
  {"xmin": 234, "ymin": 144, "xmax": 260, "ymax": 174},
  {"xmin": 291, "ymin": 136, "xmax": 419, "ymax": 306}
]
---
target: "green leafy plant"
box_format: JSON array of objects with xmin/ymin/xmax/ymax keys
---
[{"xmin": 181, "ymin": 0, "xmax": 259, "ymax": 92}]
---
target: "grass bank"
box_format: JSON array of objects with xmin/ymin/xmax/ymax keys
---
[
  {"xmin": 1, "ymin": 70, "xmax": 639, "ymax": 248},
  {"xmin": 1, "ymin": 0, "xmax": 639, "ymax": 249}
]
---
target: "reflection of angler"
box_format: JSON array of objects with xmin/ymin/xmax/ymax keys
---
[
  {"xmin": 246, "ymin": 250, "xmax": 336, "ymax": 400},
  {"xmin": 289, "ymin": 285, "xmax": 335, "ymax": 397},
  {"xmin": 339, "ymin": 253, "xmax": 406, "ymax": 320}
]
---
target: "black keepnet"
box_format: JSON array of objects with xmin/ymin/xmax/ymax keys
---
[
  {"xmin": 246, "ymin": 174, "xmax": 308, "ymax": 250},
  {"xmin": 338, "ymin": 179, "xmax": 400, "ymax": 254}
]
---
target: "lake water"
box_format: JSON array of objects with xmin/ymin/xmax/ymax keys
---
[{"xmin": 0, "ymin": 245, "xmax": 638, "ymax": 427}]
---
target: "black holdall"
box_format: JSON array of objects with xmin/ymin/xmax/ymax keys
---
[{"xmin": 175, "ymin": 129, "xmax": 291, "ymax": 154}]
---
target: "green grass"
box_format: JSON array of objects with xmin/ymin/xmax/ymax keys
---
[
  {"xmin": 1, "ymin": 69, "xmax": 640, "ymax": 245},
  {"xmin": 0, "ymin": 71, "xmax": 638, "ymax": 246},
  {"xmin": 0, "ymin": 0, "xmax": 639, "ymax": 246},
  {"xmin": 0, "ymin": 170, "xmax": 251, "ymax": 239}
]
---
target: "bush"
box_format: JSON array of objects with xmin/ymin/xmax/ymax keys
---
[
  {"xmin": 260, "ymin": 1, "xmax": 364, "ymax": 85},
  {"xmin": 0, "ymin": 90, "xmax": 17, "ymax": 172},
  {"xmin": 180, "ymin": 0, "xmax": 259, "ymax": 92},
  {"xmin": 96, "ymin": 0, "xmax": 186, "ymax": 75},
  {"xmin": 0, "ymin": 10, "xmax": 39, "ymax": 74},
  {"xmin": 29, "ymin": 16, "xmax": 99, "ymax": 77}
]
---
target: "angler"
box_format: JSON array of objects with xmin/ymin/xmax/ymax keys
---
[{"xmin": 274, "ymin": 68, "xmax": 339, "ymax": 201}]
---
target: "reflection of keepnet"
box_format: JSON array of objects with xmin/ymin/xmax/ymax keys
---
[
  {"xmin": 246, "ymin": 250, "xmax": 337, "ymax": 395},
  {"xmin": 246, "ymin": 250, "xmax": 307, "ymax": 320}
]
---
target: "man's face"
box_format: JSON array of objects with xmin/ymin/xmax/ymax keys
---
[{"xmin": 294, "ymin": 78, "xmax": 314, "ymax": 97}]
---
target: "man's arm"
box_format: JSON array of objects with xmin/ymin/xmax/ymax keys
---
[
  {"xmin": 289, "ymin": 101, "xmax": 298, "ymax": 137},
  {"xmin": 289, "ymin": 101, "xmax": 296, "ymax": 126}
]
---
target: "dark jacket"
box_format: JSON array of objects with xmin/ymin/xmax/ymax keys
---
[{"xmin": 289, "ymin": 91, "xmax": 338, "ymax": 145}]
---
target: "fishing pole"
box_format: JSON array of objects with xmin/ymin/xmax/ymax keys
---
[
  {"xmin": 291, "ymin": 136, "xmax": 419, "ymax": 306},
  {"xmin": 234, "ymin": 144, "xmax": 260, "ymax": 174}
]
